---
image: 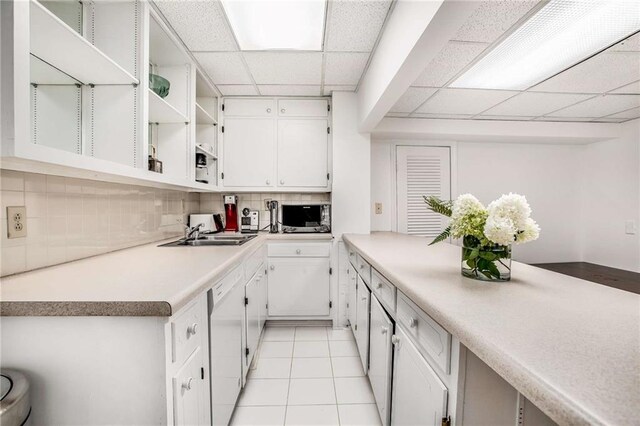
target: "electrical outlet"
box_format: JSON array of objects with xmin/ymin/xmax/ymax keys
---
[
  {"xmin": 375, "ymin": 203, "xmax": 383, "ymax": 215},
  {"xmin": 625, "ymin": 220, "xmax": 637, "ymax": 235},
  {"xmin": 7, "ymin": 206, "xmax": 27, "ymax": 239}
]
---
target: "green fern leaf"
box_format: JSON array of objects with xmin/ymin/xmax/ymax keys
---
[
  {"xmin": 424, "ymin": 196, "xmax": 453, "ymax": 217},
  {"xmin": 429, "ymin": 225, "xmax": 451, "ymax": 245}
]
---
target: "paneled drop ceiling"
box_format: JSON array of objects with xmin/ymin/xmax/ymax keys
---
[
  {"xmin": 389, "ymin": 0, "xmax": 640, "ymax": 123},
  {"xmin": 155, "ymin": 0, "xmax": 393, "ymax": 96}
]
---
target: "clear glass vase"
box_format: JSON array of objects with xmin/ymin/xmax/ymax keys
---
[{"xmin": 461, "ymin": 243, "xmax": 511, "ymax": 282}]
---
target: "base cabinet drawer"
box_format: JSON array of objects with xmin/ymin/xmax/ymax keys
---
[
  {"xmin": 372, "ymin": 270, "xmax": 396, "ymax": 314},
  {"xmin": 171, "ymin": 298, "xmax": 205, "ymax": 365},
  {"xmin": 397, "ymin": 292, "xmax": 451, "ymax": 374},
  {"xmin": 391, "ymin": 327, "xmax": 447, "ymax": 426},
  {"xmin": 356, "ymin": 254, "xmax": 372, "ymax": 286},
  {"xmin": 173, "ymin": 348, "xmax": 207, "ymax": 426},
  {"xmin": 268, "ymin": 243, "xmax": 330, "ymax": 258}
]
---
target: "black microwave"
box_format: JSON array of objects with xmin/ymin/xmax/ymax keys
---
[{"xmin": 281, "ymin": 204, "xmax": 331, "ymax": 233}]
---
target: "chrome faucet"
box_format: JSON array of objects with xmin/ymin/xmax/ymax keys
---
[{"xmin": 184, "ymin": 223, "xmax": 204, "ymax": 240}]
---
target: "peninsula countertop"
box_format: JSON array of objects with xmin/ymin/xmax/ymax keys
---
[
  {"xmin": 343, "ymin": 232, "xmax": 639, "ymax": 426},
  {"xmin": 0, "ymin": 232, "xmax": 333, "ymax": 316}
]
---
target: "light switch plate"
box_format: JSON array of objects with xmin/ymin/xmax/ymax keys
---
[
  {"xmin": 625, "ymin": 220, "xmax": 637, "ymax": 235},
  {"xmin": 7, "ymin": 206, "xmax": 27, "ymax": 238}
]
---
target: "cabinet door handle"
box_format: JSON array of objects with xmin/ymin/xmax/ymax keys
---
[
  {"xmin": 266, "ymin": 179, "xmax": 271, "ymax": 185},
  {"xmin": 381, "ymin": 326, "xmax": 388, "ymax": 334},
  {"xmin": 359, "ymin": 264, "xmax": 364, "ymax": 269},
  {"xmin": 182, "ymin": 377, "xmax": 194, "ymax": 391},
  {"xmin": 280, "ymin": 108, "xmax": 286, "ymax": 113},
  {"xmin": 237, "ymin": 378, "xmax": 241, "ymax": 388},
  {"xmin": 296, "ymin": 249, "xmax": 301, "ymax": 254},
  {"xmin": 391, "ymin": 335, "xmax": 400, "ymax": 345},
  {"xmin": 376, "ymin": 282, "xmax": 382, "ymax": 289},
  {"xmin": 280, "ymin": 179, "xmax": 285, "ymax": 185},
  {"xmin": 361, "ymin": 296, "xmax": 367, "ymax": 301},
  {"xmin": 409, "ymin": 318, "xmax": 417, "ymax": 328},
  {"xmin": 266, "ymin": 108, "xmax": 272, "ymax": 113},
  {"xmin": 187, "ymin": 323, "xmax": 198, "ymax": 336},
  {"xmin": 270, "ymin": 265, "xmax": 275, "ymax": 270}
]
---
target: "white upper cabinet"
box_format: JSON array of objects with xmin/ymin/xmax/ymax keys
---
[
  {"xmin": 222, "ymin": 117, "xmax": 276, "ymax": 187},
  {"xmin": 278, "ymin": 99, "xmax": 328, "ymax": 117},
  {"xmin": 224, "ymin": 99, "xmax": 276, "ymax": 117},
  {"xmin": 277, "ymin": 119, "xmax": 329, "ymax": 188},
  {"xmin": 221, "ymin": 97, "xmax": 331, "ymax": 192}
]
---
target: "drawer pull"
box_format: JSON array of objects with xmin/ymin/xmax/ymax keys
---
[
  {"xmin": 296, "ymin": 249, "xmax": 301, "ymax": 254},
  {"xmin": 266, "ymin": 108, "xmax": 272, "ymax": 113},
  {"xmin": 182, "ymin": 377, "xmax": 194, "ymax": 391},
  {"xmin": 381, "ymin": 326, "xmax": 388, "ymax": 334},
  {"xmin": 409, "ymin": 318, "xmax": 417, "ymax": 328},
  {"xmin": 362, "ymin": 296, "xmax": 368, "ymax": 301},
  {"xmin": 376, "ymin": 282, "xmax": 382, "ymax": 289},
  {"xmin": 187, "ymin": 323, "xmax": 198, "ymax": 336},
  {"xmin": 266, "ymin": 179, "xmax": 271, "ymax": 185},
  {"xmin": 280, "ymin": 179, "xmax": 285, "ymax": 185},
  {"xmin": 270, "ymin": 265, "xmax": 275, "ymax": 270},
  {"xmin": 281, "ymin": 108, "xmax": 286, "ymax": 113},
  {"xmin": 359, "ymin": 264, "xmax": 364, "ymax": 269},
  {"xmin": 391, "ymin": 334, "xmax": 400, "ymax": 345}
]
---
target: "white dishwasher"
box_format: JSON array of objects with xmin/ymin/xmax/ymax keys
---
[
  {"xmin": 208, "ymin": 267, "xmax": 245, "ymax": 426},
  {"xmin": 368, "ymin": 296, "xmax": 394, "ymax": 426}
]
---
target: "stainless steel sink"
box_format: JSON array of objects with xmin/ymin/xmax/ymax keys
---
[{"xmin": 159, "ymin": 233, "xmax": 258, "ymax": 247}]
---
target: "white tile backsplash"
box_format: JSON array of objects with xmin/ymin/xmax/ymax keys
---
[
  {"xmin": 0, "ymin": 171, "xmax": 200, "ymax": 276},
  {"xmin": 198, "ymin": 192, "xmax": 331, "ymax": 229}
]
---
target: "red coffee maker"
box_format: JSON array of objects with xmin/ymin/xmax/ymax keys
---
[{"xmin": 223, "ymin": 195, "xmax": 239, "ymax": 232}]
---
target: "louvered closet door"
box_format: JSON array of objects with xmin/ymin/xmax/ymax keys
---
[{"xmin": 396, "ymin": 146, "xmax": 451, "ymax": 237}]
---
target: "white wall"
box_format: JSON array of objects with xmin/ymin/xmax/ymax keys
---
[
  {"xmin": 371, "ymin": 140, "xmax": 393, "ymax": 231},
  {"xmin": 332, "ymin": 92, "xmax": 371, "ymax": 238},
  {"xmin": 456, "ymin": 142, "xmax": 585, "ymax": 264},
  {"xmin": 582, "ymin": 119, "xmax": 640, "ymax": 272}
]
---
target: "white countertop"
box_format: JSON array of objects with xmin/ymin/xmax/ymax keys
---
[
  {"xmin": 343, "ymin": 232, "xmax": 640, "ymax": 426},
  {"xmin": 0, "ymin": 232, "xmax": 333, "ymax": 316}
]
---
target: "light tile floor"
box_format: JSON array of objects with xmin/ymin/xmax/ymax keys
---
[{"xmin": 231, "ymin": 326, "xmax": 382, "ymax": 426}]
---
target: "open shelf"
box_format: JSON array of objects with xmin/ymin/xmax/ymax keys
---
[
  {"xmin": 30, "ymin": 0, "xmax": 138, "ymax": 85},
  {"xmin": 196, "ymin": 144, "xmax": 217, "ymax": 160},
  {"xmin": 149, "ymin": 89, "xmax": 189, "ymax": 124},
  {"xmin": 195, "ymin": 103, "xmax": 217, "ymax": 125}
]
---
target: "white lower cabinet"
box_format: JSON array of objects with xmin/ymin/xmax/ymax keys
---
[
  {"xmin": 391, "ymin": 326, "xmax": 448, "ymax": 426},
  {"xmin": 368, "ymin": 296, "xmax": 394, "ymax": 426},
  {"xmin": 173, "ymin": 347, "xmax": 207, "ymax": 426},
  {"xmin": 355, "ymin": 276, "xmax": 371, "ymax": 372},
  {"xmin": 347, "ymin": 263, "xmax": 358, "ymax": 330},
  {"xmin": 245, "ymin": 267, "xmax": 265, "ymax": 370},
  {"xmin": 267, "ymin": 256, "xmax": 331, "ymax": 316}
]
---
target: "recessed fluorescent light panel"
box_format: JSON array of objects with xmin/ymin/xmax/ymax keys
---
[
  {"xmin": 221, "ymin": 0, "xmax": 326, "ymax": 51},
  {"xmin": 451, "ymin": 0, "xmax": 640, "ymax": 90}
]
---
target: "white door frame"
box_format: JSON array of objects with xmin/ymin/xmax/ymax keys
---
[{"xmin": 385, "ymin": 140, "xmax": 458, "ymax": 232}]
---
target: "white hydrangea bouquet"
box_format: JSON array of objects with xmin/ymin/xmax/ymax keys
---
[{"xmin": 425, "ymin": 193, "xmax": 540, "ymax": 282}]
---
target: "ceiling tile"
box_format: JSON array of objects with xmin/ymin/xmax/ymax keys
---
[
  {"xmin": 244, "ymin": 52, "xmax": 322, "ymax": 85},
  {"xmin": 194, "ymin": 52, "xmax": 253, "ymax": 85},
  {"xmin": 610, "ymin": 80, "xmax": 640, "ymax": 94},
  {"xmin": 483, "ymin": 92, "xmax": 594, "ymax": 116},
  {"xmin": 548, "ymin": 95, "xmax": 640, "ymax": 118},
  {"xmin": 323, "ymin": 85, "xmax": 357, "ymax": 95},
  {"xmin": 390, "ymin": 87, "xmax": 438, "ymax": 113},
  {"xmin": 258, "ymin": 85, "xmax": 321, "ymax": 96},
  {"xmin": 531, "ymin": 52, "xmax": 640, "ymax": 94},
  {"xmin": 217, "ymin": 85, "xmax": 259, "ymax": 96},
  {"xmin": 410, "ymin": 113, "xmax": 473, "ymax": 120},
  {"xmin": 415, "ymin": 88, "xmax": 518, "ymax": 115},
  {"xmin": 155, "ymin": 0, "xmax": 237, "ymax": 51},
  {"xmin": 476, "ymin": 115, "xmax": 535, "ymax": 121},
  {"xmin": 413, "ymin": 41, "xmax": 488, "ymax": 87},
  {"xmin": 603, "ymin": 106, "xmax": 640, "ymax": 120},
  {"xmin": 610, "ymin": 32, "xmax": 640, "ymax": 52},
  {"xmin": 452, "ymin": 0, "xmax": 540, "ymax": 43},
  {"xmin": 325, "ymin": 0, "xmax": 392, "ymax": 52},
  {"xmin": 324, "ymin": 52, "xmax": 369, "ymax": 85},
  {"xmin": 534, "ymin": 117, "xmax": 596, "ymax": 122}
]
